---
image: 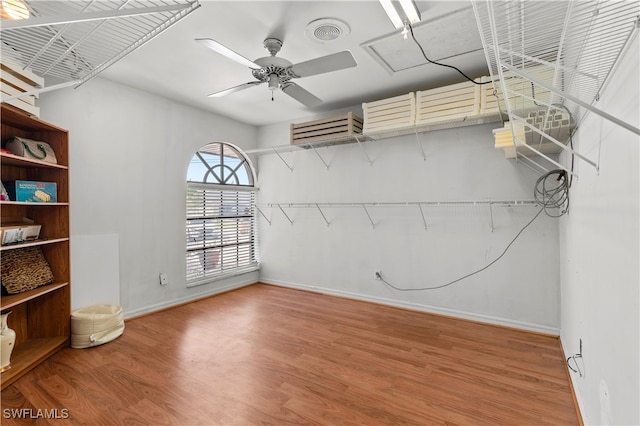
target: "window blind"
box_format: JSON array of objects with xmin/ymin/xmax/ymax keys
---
[{"xmin": 186, "ymin": 185, "xmax": 258, "ymax": 283}]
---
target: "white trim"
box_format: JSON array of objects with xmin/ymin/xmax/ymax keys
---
[
  {"xmin": 186, "ymin": 182, "xmax": 258, "ymax": 192},
  {"xmin": 124, "ymin": 273, "xmax": 258, "ymax": 319},
  {"xmin": 261, "ymin": 278, "xmax": 561, "ymax": 336},
  {"xmin": 560, "ymin": 334, "xmax": 588, "ymax": 425}
]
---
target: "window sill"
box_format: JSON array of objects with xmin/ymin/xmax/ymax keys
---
[{"xmin": 186, "ymin": 265, "xmax": 260, "ymax": 288}]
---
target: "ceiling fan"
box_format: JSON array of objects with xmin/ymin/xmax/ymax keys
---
[{"xmin": 196, "ymin": 37, "xmax": 357, "ymax": 107}]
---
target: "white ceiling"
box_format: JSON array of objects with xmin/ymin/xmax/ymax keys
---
[{"xmin": 97, "ymin": 1, "xmax": 489, "ymax": 127}]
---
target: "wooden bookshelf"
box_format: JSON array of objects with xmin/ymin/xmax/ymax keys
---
[{"xmin": 1, "ymin": 103, "xmax": 71, "ymax": 390}]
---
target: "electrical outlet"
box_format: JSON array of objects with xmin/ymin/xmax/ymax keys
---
[
  {"xmin": 375, "ymin": 271, "xmax": 382, "ymax": 280},
  {"xmin": 159, "ymin": 273, "xmax": 168, "ymax": 286}
]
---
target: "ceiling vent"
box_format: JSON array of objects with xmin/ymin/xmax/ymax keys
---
[{"xmin": 305, "ymin": 18, "xmax": 350, "ymax": 43}]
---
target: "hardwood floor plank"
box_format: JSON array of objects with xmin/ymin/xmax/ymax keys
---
[{"xmin": 1, "ymin": 283, "xmax": 579, "ymax": 425}]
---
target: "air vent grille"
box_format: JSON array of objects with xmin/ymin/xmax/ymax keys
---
[
  {"xmin": 305, "ymin": 18, "xmax": 350, "ymax": 43},
  {"xmin": 314, "ymin": 24, "xmax": 341, "ymax": 41}
]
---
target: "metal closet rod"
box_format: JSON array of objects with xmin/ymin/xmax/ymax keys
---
[{"xmin": 260, "ymin": 200, "xmax": 538, "ymax": 208}]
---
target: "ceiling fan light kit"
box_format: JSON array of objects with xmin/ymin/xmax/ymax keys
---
[{"xmin": 197, "ymin": 36, "xmax": 356, "ymax": 107}]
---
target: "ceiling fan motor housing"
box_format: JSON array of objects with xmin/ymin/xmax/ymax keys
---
[{"xmin": 252, "ymin": 52, "xmax": 293, "ymax": 89}]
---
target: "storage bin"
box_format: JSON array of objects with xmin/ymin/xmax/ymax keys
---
[
  {"xmin": 71, "ymin": 304, "xmax": 124, "ymax": 349},
  {"xmin": 415, "ymin": 81, "xmax": 479, "ymax": 125},
  {"xmin": 290, "ymin": 112, "xmax": 363, "ymax": 145},
  {"xmin": 362, "ymin": 92, "xmax": 415, "ymax": 134}
]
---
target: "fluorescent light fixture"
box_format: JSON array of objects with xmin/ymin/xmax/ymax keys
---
[
  {"xmin": 378, "ymin": 0, "xmax": 404, "ymax": 28},
  {"xmin": 399, "ymin": 0, "xmax": 421, "ymax": 24},
  {"xmin": 1, "ymin": 0, "xmax": 29, "ymax": 19},
  {"xmin": 379, "ymin": 0, "xmax": 421, "ymax": 29}
]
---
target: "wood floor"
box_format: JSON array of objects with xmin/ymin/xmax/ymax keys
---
[{"xmin": 1, "ymin": 283, "xmax": 579, "ymax": 425}]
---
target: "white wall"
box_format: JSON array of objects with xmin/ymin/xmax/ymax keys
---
[
  {"xmin": 559, "ymin": 35, "xmax": 639, "ymax": 425},
  {"xmin": 256, "ymin": 111, "xmax": 561, "ymax": 333},
  {"xmin": 39, "ymin": 77, "xmax": 259, "ymax": 317}
]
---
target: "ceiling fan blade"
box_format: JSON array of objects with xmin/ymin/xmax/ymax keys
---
[
  {"xmin": 288, "ymin": 51, "xmax": 357, "ymax": 78},
  {"xmin": 281, "ymin": 82, "xmax": 323, "ymax": 107},
  {"xmin": 208, "ymin": 81, "xmax": 263, "ymax": 98},
  {"xmin": 196, "ymin": 38, "xmax": 260, "ymax": 69}
]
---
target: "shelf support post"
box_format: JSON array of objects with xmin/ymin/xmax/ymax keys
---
[{"xmin": 489, "ymin": 203, "xmax": 495, "ymax": 232}]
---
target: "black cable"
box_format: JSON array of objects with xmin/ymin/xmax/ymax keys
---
[
  {"xmin": 380, "ymin": 165, "xmax": 571, "ymax": 292},
  {"xmin": 534, "ymin": 169, "xmax": 570, "ymax": 217},
  {"xmin": 379, "ymin": 207, "xmax": 544, "ymax": 291},
  {"xmin": 524, "ymin": 89, "xmax": 577, "ymax": 190},
  {"xmin": 407, "ymin": 23, "xmax": 492, "ymax": 86}
]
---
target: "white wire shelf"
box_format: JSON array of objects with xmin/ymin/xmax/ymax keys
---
[
  {"xmin": 0, "ymin": 0, "xmax": 200, "ymax": 98},
  {"xmin": 472, "ymin": 0, "xmax": 640, "ymax": 176},
  {"xmin": 246, "ymin": 111, "xmax": 504, "ymax": 155},
  {"xmin": 245, "ymin": 111, "xmax": 505, "ymax": 171},
  {"xmin": 257, "ymin": 200, "xmax": 539, "ymax": 229},
  {"xmin": 244, "ymin": 134, "xmax": 366, "ymax": 155}
]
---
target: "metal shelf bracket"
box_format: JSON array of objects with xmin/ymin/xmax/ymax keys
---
[
  {"xmin": 256, "ymin": 206, "xmax": 271, "ymax": 226},
  {"xmin": 277, "ymin": 204, "xmax": 294, "ymax": 225},
  {"xmin": 354, "ymin": 135, "xmax": 374, "ymax": 166},
  {"xmin": 272, "ymin": 147, "xmax": 294, "ymax": 172},
  {"xmin": 418, "ymin": 203, "xmax": 428, "ymax": 230},
  {"xmin": 310, "ymin": 145, "xmax": 330, "ymax": 170},
  {"xmin": 415, "ymin": 129, "xmax": 427, "ymax": 161},
  {"xmin": 362, "ymin": 204, "xmax": 376, "ymax": 229},
  {"xmin": 315, "ymin": 204, "xmax": 330, "ymax": 227}
]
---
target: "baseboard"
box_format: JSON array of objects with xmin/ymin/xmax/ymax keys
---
[
  {"xmin": 559, "ymin": 335, "xmax": 587, "ymax": 426},
  {"xmin": 123, "ymin": 276, "xmax": 257, "ymax": 320},
  {"xmin": 260, "ymin": 278, "xmax": 561, "ymax": 336}
]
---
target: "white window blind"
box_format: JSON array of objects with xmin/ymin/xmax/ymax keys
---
[{"xmin": 186, "ymin": 143, "xmax": 258, "ymax": 285}]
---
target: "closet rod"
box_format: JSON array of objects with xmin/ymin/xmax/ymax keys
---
[{"xmin": 260, "ymin": 200, "xmax": 538, "ymax": 208}]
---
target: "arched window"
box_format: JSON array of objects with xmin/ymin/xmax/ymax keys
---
[{"xmin": 186, "ymin": 142, "xmax": 258, "ymax": 285}]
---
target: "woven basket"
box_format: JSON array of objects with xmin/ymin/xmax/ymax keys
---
[{"xmin": 1, "ymin": 246, "xmax": 54, "ymax": 294}]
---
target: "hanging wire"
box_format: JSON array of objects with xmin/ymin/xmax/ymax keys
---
[
  {"xmin": 379, "ymin": 206, "xmax": 544, "ymax": 291},
  {"xmin": 407, "ymin": 22, "xmax": 492, "ymax": 85},
  {"xmin": 380, "ymin": 166, "xmax": 571, "ymax": 291}
]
